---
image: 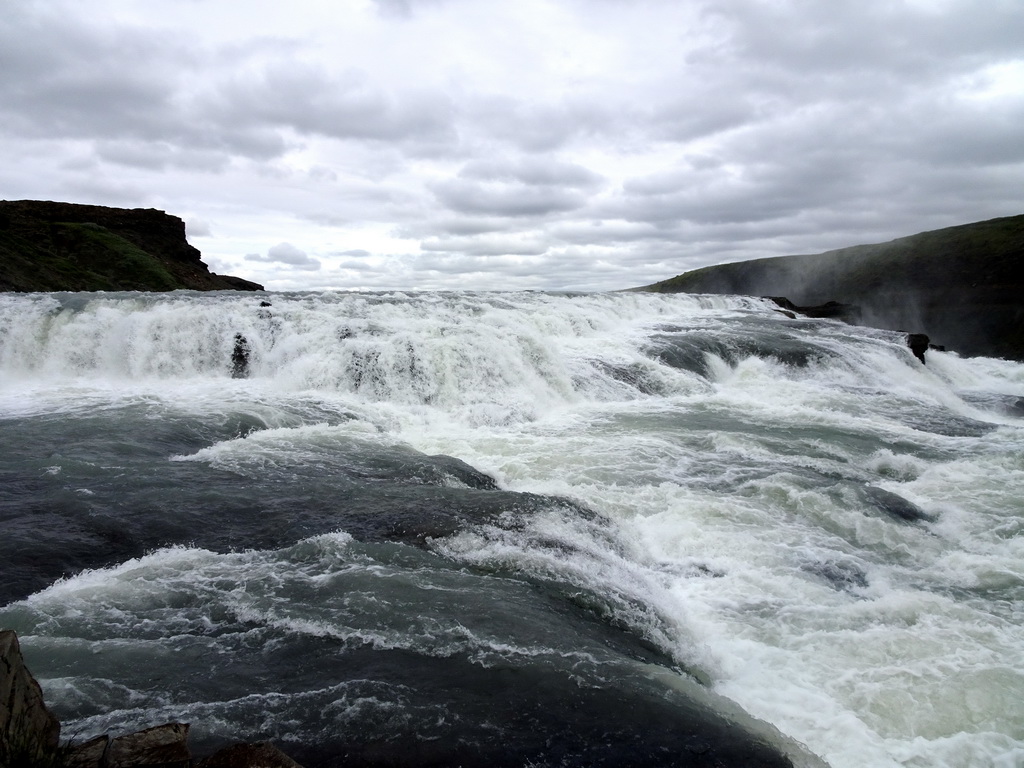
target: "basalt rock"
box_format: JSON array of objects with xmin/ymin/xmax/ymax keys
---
[
  {"xmin": 906, "ymin": 333, "xmax": 930, "ymax": 364},
  {"xmin": 862, "ymin": 486, "xmax": 935, "ymax": 524},
  {"xmin": 768, "ymin": 298, "xmax": 934, "ymax": 363},
  {"xmin": 0, "ymin": 629, "xmax": 61, "ymax": 766},
  {"xmin": 231, "ymin": 333, "xmax": 251, "ymax": 378},
  {"xmin": 0, "ymin": 200, "xmax": 263, "ymax": 293},
  {"xmin": 66, "ymin": 734, "xmax": 109, "ymax": 768},
  {"xmin": 106, "ymin": 723, "xmax": 191, "ymax": 768},
  {"xmin": 199, "ymin": 742, "xmax": 303, "ymax": 768},
  {"xmin": 766, "ymin": 297, "xmax": 861, "ymax": 323}
]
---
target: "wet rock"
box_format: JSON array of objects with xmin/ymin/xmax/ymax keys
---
[
  {"xmin": 862, "ymin": 486, "xmax": 935, "ymax": 523},
  {"xmin": 106, "ymin": 723, "xmax": 190, "ymax": 768},
  {"xmin": 199, "ymin": 741, "xmax": 304, "ymax": 768},
  {"xmin": 803, "ymin": 560, "xmax": 869, "ymax": 591},
  {"xmin": 65, "ymin": 734, "xmax": 109, "ymax": 768},
  {"xmin": 906, "ymin": 333, "xmax": 930, "ymax": 363},
  {"xmin": 231, "ymin": 334, "xmax": 251, "ymax": 378},
  {"xmin": 766, "ymin": 297, "xmax": 860, "ymax": 322},
  {"xmin": 0, "ymin": 629, "xmax": 61, "ymax": 766}
]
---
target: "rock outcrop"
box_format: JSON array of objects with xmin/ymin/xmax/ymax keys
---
[
  {"xmin": 197, "ymin": 742, "xmax": 303, "ymax": 768},
  {"xmin": 0, "ymin": 200, "xmax": 263, "ymax": 293},
  {"xmin": 0, "ymin": 630, "xmax": 61, "ymax": 767},
  {"xmin": 768, "ymin": 298, "xmax": 934, "ymax": 362},
  {"xmin": 639, "ymin": 214, "xmax": 1024, "ymax": 361},
  {"xmin": 1, "ymin": 630, "xmax": 302, "ymax": 768},
  {"xmin": 765, "ymin": 297, "xmax": 860, "ymax": 322}
]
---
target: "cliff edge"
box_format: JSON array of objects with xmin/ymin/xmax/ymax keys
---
[
  {"xmin": 638, "ymin": 214, "xmax": 1024, "ymax": 361},
  {"xmin": 0, "ymin": 200, "xmax": 263, "ymax": 292}
]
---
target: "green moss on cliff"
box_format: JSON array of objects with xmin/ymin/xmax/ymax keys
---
[
  {"xmin": 52, "ymin": 223, "xmax": 179, "ymax": 290},
  {"xmin": 0, "ymin": 200, "xmax": 263, "ymax": 292},
  {"xmin": 636, "ymin": 214, "xmax": 1024, "ymax": 360}
]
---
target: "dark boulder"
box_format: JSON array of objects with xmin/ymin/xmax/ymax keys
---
[
  {"xmin": 862, "ymin": 486, "xmax": 935, "ymax": 523},
  {"xmin": 199, "ymin": 741, "xmax": 304, "ymax": 767},
  {"xmin": 66, "ymin": 734, "xmax": 109, "ymax": 768},
  {"xmin": 0, "ymin": 629, "xmax": 61, "ymax": 766},
  {"xmin": 106, "ymin": 723, "xmax": 191, "ymax": 768},
  {"xmin": 906, "ymin": 333, "xmax": 930, "ymax": 363},
  {"xmin": 231, "ymin": 333, "xmax": 251, "ymax": 378},
  {"xmin": 766, "ymin": 297, "xmax": 860, "ymax": 322}
]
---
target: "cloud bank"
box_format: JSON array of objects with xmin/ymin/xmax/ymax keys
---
[{"xmin": 2, "ymin": 0, "xmax": 1022, "ymax": 291}]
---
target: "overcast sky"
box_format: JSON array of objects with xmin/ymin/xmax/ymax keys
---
[{"xmin": 3, "ymin": 0, "xmax": 1022, "ymax": 291}]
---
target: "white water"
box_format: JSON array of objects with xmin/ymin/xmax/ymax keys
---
[{"xmin": 2, "ymin": 290, "xmax": 1023, "ymax": 767}]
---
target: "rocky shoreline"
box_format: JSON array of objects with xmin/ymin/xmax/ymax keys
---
[{"xmin": 1, "ymin": 630, "xmax": 301, "ymax": 768}]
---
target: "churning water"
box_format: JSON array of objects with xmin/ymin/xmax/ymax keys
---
[{"xmin": 1, "ymin": 290, "xmax": 1022, "ymax": 767}]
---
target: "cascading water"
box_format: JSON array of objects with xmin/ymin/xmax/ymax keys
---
[{"xmin": 1, "ymin": 290, "xmax": 1022, "ymax": 767}]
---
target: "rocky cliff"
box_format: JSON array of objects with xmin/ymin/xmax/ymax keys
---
[
  {"xmin": 0, "ymin": 200, "xmax": 263, "ymax": 293},
  {"xmin": 639, "ymin": 214, "xmax": 1024, "ymax": 361}
]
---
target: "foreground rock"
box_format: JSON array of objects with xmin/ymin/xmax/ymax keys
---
[
  {"xmin": 0, "ymin": 200, "xmax": 262, "ymax": 293},
  {"xmin": 198, "ymin": 742, "xmax": 303, "ymax": 768},
  {"xmin": 1, "ymin": 630, "xmax": 302, "ymax": 768},
  {"xmin": 0, "ymin": 630, "xmax": 60, "ymax": 766}
]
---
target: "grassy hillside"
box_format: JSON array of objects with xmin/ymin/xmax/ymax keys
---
[
  {"xmin": 0, "ymin": 200, "xmax": 263, "ymax": 292},
  {"xmin": 639, "ymin": 215, "xmax": 1024, "ymax": 360}
]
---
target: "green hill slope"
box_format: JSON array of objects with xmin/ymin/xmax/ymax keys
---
[
  {"xmin": 639, "ymin": 215, "xmax": 1024, "ymax": 360},
  {"xmin": 0, "ymin": 200, "xmax": 263, "ymax": 292}
]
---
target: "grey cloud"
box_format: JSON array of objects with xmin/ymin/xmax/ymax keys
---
[
  {"xmin": 548, "ymin": 221, "xmax": 665, "ymax": 247},
  {"xmin": 411, "ymin": 252, "xmax": 546, "ymax": 279},
  {"xmin": 432, "ymin": 179, "xmax": 587, "ymax": 218},
  {"xmin": 336, "ymin": 260, "xmax": 372, "ymax": 271},
  {"xmin": 420, "ymin": 235, "xmax": 548, "ymax": 257},
  {"xmin": 392, "ymin": 217, "xmax": 516, "ymax": 239},
  {"xmin": 185, "ymin": 218, "xmax": 213, "ymax": 238},
  {"xmin": 459, "ymin": 158, "xmax": 603, "ymax": 189},
  {"xmin": 611, "ymin": 165, "xmax": 852, "ymax": 227},
  {"xmin": 469, "ymin": 95, "xmax": 615, "ymax": 152},
  {"xmin": 649, "ymin": 97, "xmax": 760, "ymax": 144},
  {"xmin": 0, "ymin": 6, "xmax": 289, "ymax": 163},
  {"xmin": 0, "ymin": 5, "xmax": 460, "ymax": 171},
  {"xmin": 96, "ymin": 141, "xmax": 230, "ymax": 172},
  {"xmin": 705, "ymin": 0, "xmax": 1024, "ymax": 80},
  {"xmin": 60, "ymin": 176, "xmax": 149, "ymax": 209},
  {"xmin": 0, "ymin": 14, "xmax": 179, "ymax": 140},
  {"xmin": 245, "ymin": 242, "xmax": 321, "ymax": 271},
  {"xmin": 206, "ymin": 62, "xmax": 456, "ymax": 147},
  {"xmin": 3, "ymin": 0, "xmax": 1023, "ymax": 294},
  {"xmin": 369, "ymin": 0, "xmax": 450, "ymax": 17},
  {"xmin": 908, "ymin": 106, "xmax": 1024, "ymax": 167},
  {"xmin": 429, "ymin": 156, "xmax": 602, "ymax": 218}
]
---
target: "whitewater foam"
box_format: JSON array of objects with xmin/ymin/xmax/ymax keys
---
[{"xmin": 2, "ymin": 290, "xmax": 1022, "ymax": 767}]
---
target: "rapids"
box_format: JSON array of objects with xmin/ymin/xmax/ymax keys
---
[{"xmin": 1, "ymin": 290, "xmax": 1022, "ymax": 767}]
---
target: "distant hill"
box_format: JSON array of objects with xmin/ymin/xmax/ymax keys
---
[
  {"xmin": 0, "ymin": 200, "xmax": 262, "ymax": 292},
  {"xmin": 638, "ymin": 214, "xmax": 1024, "ymax": 361}
]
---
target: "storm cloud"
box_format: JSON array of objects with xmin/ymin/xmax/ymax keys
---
[{"xmin": 2, "ymin": 0, "xmax": 1022, "ymax": 291}]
